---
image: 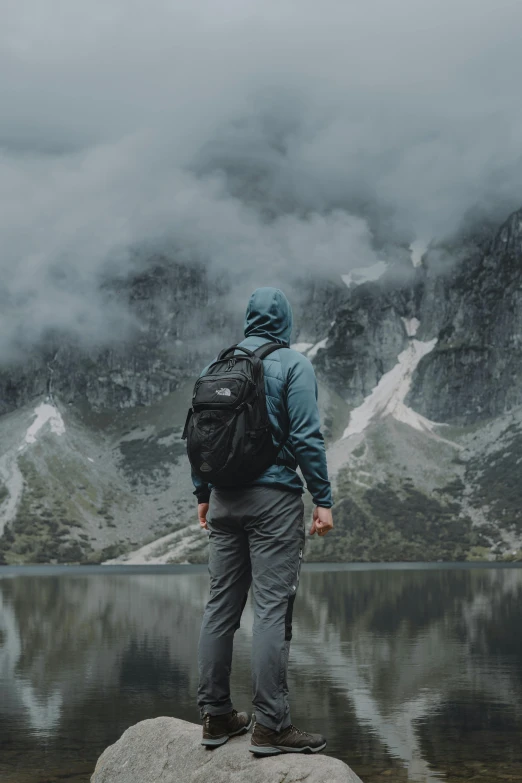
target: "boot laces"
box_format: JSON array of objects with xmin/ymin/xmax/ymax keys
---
[{"xmin": 288, "ymin": 724, "xmax": 305, "ymax": 737}]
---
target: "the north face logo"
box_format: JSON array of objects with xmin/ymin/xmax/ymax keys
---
[
  {"xmin": 200, "ymin": 462, "xmax": 212, "ymax": 472},
  {"xmin": 216, "ymin": 388, "xmax": 232, "ymax": 397}
]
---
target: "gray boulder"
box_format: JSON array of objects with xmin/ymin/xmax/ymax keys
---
[{"xmin": 91, "ymin": 717, "xmax": 363, "ymax": 783}]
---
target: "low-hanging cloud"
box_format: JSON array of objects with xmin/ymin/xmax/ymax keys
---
[{"xmin": 2, "ymin": 0, "xmax": 522, "ymax": 360}]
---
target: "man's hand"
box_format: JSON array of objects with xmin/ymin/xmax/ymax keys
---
[
  {"xmin": 310, "ymin": 506, "xmax": 334, "ymax": 537},
  {"xmin": 198, "ymin": 503, "xmax": 209, "ymax": 530}
]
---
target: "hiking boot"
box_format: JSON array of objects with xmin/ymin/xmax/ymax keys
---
[
  {"xmin": 249, "ymin": 720, "xmax": 327, "ymax": 755},
  {"xmin": 201, "ymin": 709, "xmax": 252, "ymax": 747}
]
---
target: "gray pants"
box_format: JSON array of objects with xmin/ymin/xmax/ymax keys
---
[{"xmin": 197, "ymin": 485, "xmax": 305, "ymax": 732}]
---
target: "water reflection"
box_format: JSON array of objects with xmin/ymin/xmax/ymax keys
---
[{"xmin": 1, "ymin": 566, "xmax": 522, "ymax": 782}]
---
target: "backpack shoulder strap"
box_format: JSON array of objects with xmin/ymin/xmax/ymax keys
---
[
  {"xmin": 254, "ymin": 342, "xmax": 289, "ymax": 360},
  {"xmin": 218, "ymin": 344, "xmax": 255, "ymax": 360}
]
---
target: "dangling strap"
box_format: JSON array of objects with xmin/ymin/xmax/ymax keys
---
[{"xmin": 181, "ymin": 408, "xmax": 192, "ymax": 440}]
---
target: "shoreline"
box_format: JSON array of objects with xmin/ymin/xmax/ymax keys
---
[{"xmin": 2, "ymin": 560, "xmax": 522, "ymax": 577}]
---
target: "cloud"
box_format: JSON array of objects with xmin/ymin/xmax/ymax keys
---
[{"xmin": 2, "ymin": 0, "xmax": 522, "ymax": 358}]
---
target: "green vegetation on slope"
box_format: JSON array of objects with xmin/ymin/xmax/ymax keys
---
[
  {"xmin": 0, "ymin": 456, "xmax": 92, "ymax": 564},
  {"xmin": 0, "ymin": 455, "xmax": 129, "ymax": 565},
  {"xmin": 118, "ymin": 427, "xmax": 186, "ymax": 482},
  {"xmin": 466, "ymin": 423, "xmax": 522, "ymax": 534},
  {"xmin": 308, "ymin": 471, "xmax": 487, "ymax": 562}
]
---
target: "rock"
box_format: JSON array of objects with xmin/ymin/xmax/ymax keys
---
[{"xmin": 90, "ymin": 717, "xmax": 363, "ymax": 783}]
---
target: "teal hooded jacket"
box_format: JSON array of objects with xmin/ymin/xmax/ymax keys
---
[{"xmin": 191, "ymin": 287, "xmax": 333, "ymax": 508}]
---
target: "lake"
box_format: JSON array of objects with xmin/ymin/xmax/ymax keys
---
[{"xmin": 1, "ymin": 564, "xmax": 521, "ymax": 783}]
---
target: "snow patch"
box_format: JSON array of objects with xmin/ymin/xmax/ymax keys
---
[
  {"xmin": 21, "ymin": 403, "xmax": 65, "ymax": 449},
  {"xmin": 410, "ymin": 239, "xmax": 427, "ymax": 267},
  {"xmin": 342, "ymin": 261, "xmax": 388, "ymax": 288},
  {"xmin": 343, "ymin": 338, "xmax": 439, "ymax": 438},
  {"xmin": 291, "ymin": 342, "xmax": 314, "ymax": 354},
  {"xmin": 401, "ymin": 317, "xmax": 421, "ymax": 337},
  {"xmin": 87, "ymin": 458, "xmax": 94, "ymax": 463},
  {"xmin": 106, "ymin": 527, "xmax": 203, "ymax": 565},
  {"xmin": 307, "ymin": 338, "xmax": 328, "ymax": 360}
]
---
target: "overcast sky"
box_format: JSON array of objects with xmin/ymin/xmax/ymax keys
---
[{"xmin": 2, "ymin": 0, "xmax": 522, "ymax": 358}]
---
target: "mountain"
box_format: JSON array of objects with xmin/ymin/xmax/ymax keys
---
[
  {"xmin": 1, "ymin": 209, "xmax": 522, "ymax": 564},
  {"xmin": 311, "ymin": 209, "xmax": 522, "ymax": 562}
]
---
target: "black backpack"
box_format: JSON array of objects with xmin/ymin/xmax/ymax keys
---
[{"xmin": 182, "ymin": 342, "xmax": 288, "ymax": 487}]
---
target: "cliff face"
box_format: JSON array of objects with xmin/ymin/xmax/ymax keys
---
[
  {"xmin": 0, "ymin": 261, "xmax": 221, "ymax": 415},
  {"xmin": 314, "ymin": 275, "xmax": 422, "ymax": 406},
  {"xmin": 0, "ymin": 263, "xmax": 345, "ymax": 417},
  {"xmin": 409, "ymin": 209, "xmax": 522, "ymax": 422},
  {"xmin": 315, "ymin": 209, "xmax": 522, "ymax": 426}
]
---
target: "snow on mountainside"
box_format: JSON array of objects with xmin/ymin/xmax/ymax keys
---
[
  {"xmin": 409, "ymin": 240, "xmax": 428, "ymax": 267},
  {"xmin": 342, "ymin": 326, "xmax": 439, "ymax": 438},
  {"xmin": 291, "ymin": 342, "xmax": 314, "ymax": 354},
  {"xmin": 0, "ymin": 403, "xmax": 66, "ymax": 538},
  {"xmin": 0, "ymin": 385, "xmax": 200, "ymax": 565},
  {"xmin": 2, "ymin": 208, "xmax": 522, "ymax": 564},
  {"xmin": 22, "ymin": 404, "xmax": 66, "ymax": 447},
  {"xmin": 342, "ymin": 261, "xmax": 388, "ymax": 288}
]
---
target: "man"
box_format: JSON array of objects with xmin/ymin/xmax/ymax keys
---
[{"xmin": 193, "ymin": 287, "xmax": 334, "ymax": 755}]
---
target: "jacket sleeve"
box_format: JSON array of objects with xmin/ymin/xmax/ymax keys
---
[
  {"xmin": 191, "ymin": 468, "xmax": 211, "ymax": 504},
  {"xmin": 286, "ymin": 356, "xmax": 333, "ymax": 508}
]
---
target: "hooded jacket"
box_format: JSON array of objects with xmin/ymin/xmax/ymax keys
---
[{"xmin": 192, "ymin": 287, "xmax": 333, "ymax": 508}]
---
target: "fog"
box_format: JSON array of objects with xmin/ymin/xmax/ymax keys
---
[{"xmin": 2, "ymin": 0, "xmax": 522, "ymax": 358}]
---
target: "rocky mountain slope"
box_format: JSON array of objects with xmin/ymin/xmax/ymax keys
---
[
  {"xmin": 2, "ymin": 209, "xmax": 522, "ymax": 564},
  {"xmin": 311, "ymin": 209, "xmax": 522, "ymax": 562}
]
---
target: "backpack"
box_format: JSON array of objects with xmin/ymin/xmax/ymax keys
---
[{"xmin": 182, "ymin": 342, "xmax": 288, "ymax": 487}]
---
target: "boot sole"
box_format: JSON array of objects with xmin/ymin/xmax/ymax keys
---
[
  {"xmin": 201, "ymin": 718, "xmax": 253, "ymax": 748},
  {"xmin": 249, "ymin": 741, "xmax": 327, "ymax": 756}
]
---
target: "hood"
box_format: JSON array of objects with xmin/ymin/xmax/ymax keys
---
[{"xmin": 244, "ymin": 287, "xmax": 293, "ymax": 345}]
